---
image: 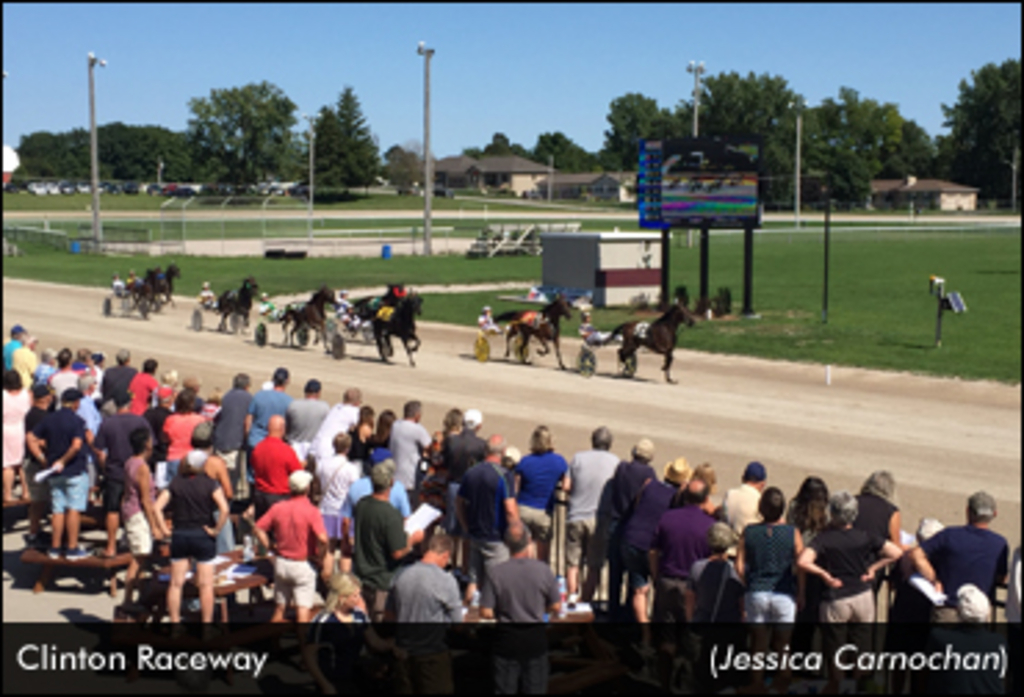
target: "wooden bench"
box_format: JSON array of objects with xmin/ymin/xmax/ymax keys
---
[{"xmin": 20, "ymin": 547, "xmax": 134, "ymax": 596}]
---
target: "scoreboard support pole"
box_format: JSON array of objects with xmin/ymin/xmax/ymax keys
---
[
  {"xmin": 660, "ymin": 226, "xmax": 672, "ymax": 311},
  {"xmin": 699, "ymin": 225, "xmax": 710, "ymax": 304},
  {"xmin": 742, "ymin": 223, "xmax": 756, "ymax": 317}
]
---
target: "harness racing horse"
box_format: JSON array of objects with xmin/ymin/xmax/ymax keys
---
[
  {"xmin": 130, "ymin": 269, "xmax": 162, "ymax": 312},
  {"xmin": 495, "ymin": 296, "xmax": 574, "ymax": 369},
  {"xmin": 608, "ymin": 302, "xmax": 699, "ymax": 383},
  {"xmin": 373, "ymin": 292, "xmax": 423, "ymax": 366},
  {"xmin": 280, "ymin": 285, "xmax": 335, "ymax": 349},
  {"xmin": 216, "ymin": 276, "xmax": 258, "ymax": 333},
  {"xmin": 155, "ymin": 262, "xmax": 181, "ymax": 307}
]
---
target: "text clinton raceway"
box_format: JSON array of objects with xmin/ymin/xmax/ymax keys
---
[{"xmin": 16, "ymin": 644, "xmax": 269, "ymax": 678}]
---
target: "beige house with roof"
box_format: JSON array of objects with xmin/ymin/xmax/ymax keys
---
[
  {"xmin": 870, "ymin": 176, "xmax": 979, "ymax": 211},
  {"xmin": 535, "ymin": 171, "xmax": 636, "ymax": 202}
]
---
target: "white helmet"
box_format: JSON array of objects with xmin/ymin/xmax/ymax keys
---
[
  {"xmin": 483, "ymin": 306, "xmax": 491, "ymax": 312},
  {"xmin": 202, "ymin": 281, "xmax": 210, "ymax": 289}
]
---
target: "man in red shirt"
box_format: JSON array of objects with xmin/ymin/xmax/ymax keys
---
[
  {"xmin": 250, "ymin": 414, "xmax": 303, "ymax": 520},
  {"xmin": 254, "ymin": 469, "xmax": 332, "ymax": 623},
  {"xmin": 128, "ymin": 359, "xmax": 160, "ymax": 416}
]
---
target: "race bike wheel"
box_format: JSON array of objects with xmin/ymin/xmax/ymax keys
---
[
  {"xmin": 229, "ymin": 312, "xmax": 242, "ymax": 335},
  {"xmin": 513, "ymin": 334, "xmax": 530, "ymax": 364},
  {"xmin": 619, "ymin": 353, "xmax": 638, "ymax": 379},
  {"xmin": 138, "ymin": 298, "xmax": 150, "ymax": 320},
  {"xmin": 296, "ymin": 325, "xmax": 310, "ymax": 347},
  {"xmin": 191, "ymin": 308, "xmax": 203, "ymax": 332},
  {"xmin": 254, "ymin": 322, "xmax": 267, "ymax": 348},
  {"xmin": 103, "ymin": 297, "xmax": 112, "ymax": 318},
  {"xmin": 577, "ymin": 346, "xmax": 597, "ymax": 378},
  {"xmin": 474, "ymin": 333, "xmax": 490, "ymax": 362},
  {"xmin": 331, "ymin": 334, "xmax": 346, "ymax": 360}
]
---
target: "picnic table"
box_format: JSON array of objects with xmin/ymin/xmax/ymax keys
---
[{"xmin": 20, "ymin": 547, "xmax": 134, "ymax": 596}]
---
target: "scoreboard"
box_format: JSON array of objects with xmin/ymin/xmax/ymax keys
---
[{"xmin": 638, "ymin": 136, "xmax": 763, "ymax": 229}]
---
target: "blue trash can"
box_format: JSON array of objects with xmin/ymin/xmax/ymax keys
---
[
  {"xmin": 382, "ymin": 244, "xmax": 392, "ymax": 260},
  {"xmin": 70, "ymin": 241, "xmax": 81, "ymax": 254}
]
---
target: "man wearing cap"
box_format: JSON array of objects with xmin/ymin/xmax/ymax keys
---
[
  {"xmin": 722, "ymin": 462, "xmax": 768, "ymax": 539},
  {"xmin": 389, "ymin": 400, "xmax": 433, "ymax": 499},
  {"xmin": 353, "ymin": 459, "xmax": 425, "ymax": 622},
  {"xmin": 191, "ymin": 421, "xmax": 236, "ymax": 555},
  {"xmin": 26, "ymin": 388, "xmax": 90, "ymax": 560},
  {"xmin": 606, "ymin": 438, "xmax": 657, "ymax": 621},
  {"xmin": 48, "ymin": 349, "xmax": 79, "ymax": 410},
  {"xmin": 22, "ymin": 384, "xmax": 54, "ymax": 547},
  {"xmin": 478, "ymin": 306, "xmax": 501, "ymax": 335},
  {"xmin": 285, "ymin": 379, "xmax": 330, "ymax": 465},
  {"xmin": 3, "ymin": 325, "xmax": 27, "ymax": 372},
  {"xmin": 926, "ymin": 584, "xmax": 1007, "ymax": 695},
  {"xmin": 910, "ymin": 490, "xmax": 1009, "ymax": 623},
  {"xmin": 199, "ymin": 282, "xmax": 216, "ymax": 310},
  {"xmin": 246, "ymin": 368, "xmax": 293, "ymax": 452},
  {"xmin": 128, "ymin": 358, "xmax": 160, "ymax": 416},
  {"xmin": 33, "ymin": 348, "xmax": 58, "ymax": 389},
  {"xmin": 12, "ymin": 336, "xmax": 39, "ymax": 390},
  {"xmin": 94, "ymin": 388, "xmax": 153, "ymax": 558},
  {"xmin": 249, "ymin": 414, "xmax": 304, "ymax": 520},
  {"xmin": 100, "ymin": 349, "xmax": 137, "ymax": 409},
  {"xmin": 255, "ymin": 469, "xmax": 332, "ymax": 624}
]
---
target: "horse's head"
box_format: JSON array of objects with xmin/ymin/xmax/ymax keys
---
[
  {"xmin": 245, "ymin": 277, "xmax": 258, "ymax": 292},
  {"xmin": 167, "ymin": 263, "xmax": 180, "ymax": 279},
  {"xmin": 673, "ymin": 302, "xmax": 697, "ymax": 327},
  {"xmin": 410, "ymin": 292, "xmax": 422, "ymax": 316},
  {"xmin": 546, "ymin": 296, "xmax": 573, "ymax": 322}
]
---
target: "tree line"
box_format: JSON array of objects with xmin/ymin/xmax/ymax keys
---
[{"xmin": 10, "ymin": 58, "xmax": 1019, "ymax": 203}]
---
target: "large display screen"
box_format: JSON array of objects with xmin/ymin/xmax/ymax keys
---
[{"xmin": 638, "ymin": 136, "xmax": 762, "ymax": 228}]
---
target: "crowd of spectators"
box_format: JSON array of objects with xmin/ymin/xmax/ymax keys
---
[{"xmin": 1, "ymin": 324, "xmax": 1020, "ymax": 694}]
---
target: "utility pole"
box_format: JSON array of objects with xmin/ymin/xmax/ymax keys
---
[
  {"xmin": 1009, "ymin": 145, "xmax": 1019, "ymax": 213},
  {"xmin": 791, "ymin": 99, "xmax": 806, "ymax": 227},
  {"xmin": 548, "ymin": 155, "xmax": 554, "ymax": 202},
  {"xmin": 418, "ymin": 41, "xmax": 435, "ymax": 255},
  {"xmin": 88, "ymin": 52, "xmax": 107, "ymax": 246},
  {"xmin": 687, "ymin": 60, "xmax": 706, "ymax": 137},
  {"xmin": 303, "ymin": 113, "xmax": 315, "ymax": 242}
]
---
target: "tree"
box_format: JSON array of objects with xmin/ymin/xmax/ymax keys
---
[
  {"xmin": 941, "ymin": 58, "xmax": 1021, "ymax": 200},
  {"xmin": 187, "ymin": 81, "xmax": 299, "ymax": 185},
  {"xmin": 330, "ymin": 86, "xmax": 381, "ymax": 189},
  {"xmin": 384, "ymin": 141, "xmax": 423, "ymax": 188},
  {"xmin": 877, "ymin": 120, "xmax": 936, "ymax": 180},
  {"xmin": 599, "ymin": 93, "xmax": 680, "ymax": 171},
  {"xmin": 461, "ymin": 146, "xmax": 483, "ymax": 159},
  {"xmin": 312, "ymin": 105, "xmax": 345, "ymax": 187},
  {"xmin": 532, "ymin": 132, "xmax": 600, "ymax": 173}
]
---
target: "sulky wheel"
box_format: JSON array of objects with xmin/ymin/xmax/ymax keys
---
[
  {"xmin": 151, "ymin": 296, "xmax": 163, "ymax": 314},
  {"xmin": 474, "ymin": 333, "xmax": 490, "ymax": 363},
  {"xmin": 326, "ymin": 318, "xmax": 338, "ymax": 341},
  {"xmin": 378, "ymin": 335, "xmax": 395, "ymax": 361},
  {"xmin": 121, "ymin": 296, "xmax": 132, "ymax": 314},
  {"xmin": 191, "ymin": 308, "xmax": 203, "ymax": 332},
  {"xmin": 138, "ymin": 298, "xmax": 150, "ymax": 320},
  {"xmin": 103, "ymin": 297, "xmax": 113, "ymax": 318},
  {"xmin": 619, "ymin": 353, "xmax": 638, "ymax": 379},
  {"xmin": 331, "ymin": 333, "xmax": 346, "ymax": 360},
  {"xmin": 361, "ymin": 323, "xmax": 376, "ymax": 345},
  {"xmin": 254, "ymin": 322, "xmax": 267, "ymax": 348},
  {"xmin": 297, "ymin": 325, "xmax": 310, "ymax": 348},
  {"xmin": 229, "ymin": 312, "xmax": 242, "ymax": 335},
  {"xmin": 513, "ymin": 334, "xmax": 530, "ymax": 364},
  {"xmin": 577, "ymin": 346, "xmax": 597, "ymax": 378}
]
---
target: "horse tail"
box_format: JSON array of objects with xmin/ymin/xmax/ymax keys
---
[
  {"xmin": 609, "ymin": 322, "xmax": 631, "ymax": 339},
  {"xmin": 494, "ymin": 310, "xmax": 521, "ymax": 323}
]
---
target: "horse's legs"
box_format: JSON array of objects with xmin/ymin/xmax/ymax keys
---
[
  {"xmin": 402, "ymin": 335, "xmax": 416, "ymax": 367},
  {"xmin": 554, "ymin": 335, "xmax": 565, "ymax": 370},
  {"xmin": 663, "ymin": 350, "xmax": 676, "ymax": 384},
  {"xmin": 504, "ymin": 326, "xmax": 514, "ymax": 358}
]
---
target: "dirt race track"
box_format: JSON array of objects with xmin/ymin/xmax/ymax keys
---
[{"xmin": 3, "ymin": 277, "xmax": 1020, "ymax": 551}]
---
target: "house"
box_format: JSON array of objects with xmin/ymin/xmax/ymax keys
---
[
  {"xmin": 434, "ymin": 155, "xmax": 553, "ymax": 196},
  {"xmin": 535, "ymin": 171, "xmax": 636, "ymax": 203},
  {"xmin": 870, "ymin": 176, "xmax": 979, "ymax": 211}
]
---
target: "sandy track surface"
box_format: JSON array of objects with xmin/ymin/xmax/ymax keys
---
[{"xmin": 5, "ymin": 277, "xmax": 1019, "ymax": 551}]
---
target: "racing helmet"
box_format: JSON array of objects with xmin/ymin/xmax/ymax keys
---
[
  {"xmin": 261, "ymin": 292, "xmax": 269, "ymax": 300},
  {"xmin": 483, "ymin": 306, "xmax": 491, "ymax": 313},
  {"xmin": 203, "ymin": 281, "xmax": 210, "ymax": 289}
]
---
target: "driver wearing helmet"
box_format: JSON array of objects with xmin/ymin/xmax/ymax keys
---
[
  {"xmin": 126, "ymin": 269, "xmax": 140, "ymax": 290},
  {"xmin": 579, "ymin": 310, "xmax": 611, "ymax": 347},
  {"xmin": 198, "ymin": 281, "xmax": 217, "ymax": 309},
  {"xmin": 478, "ymin": 306, "xmax": 502, "ymax": 335},
  {"xmin": 111, "ymin": 272, "xmax": 126, "ymax": 298},
  {"xmin": 258, "ymin": 292, "xmax": 277, "ymax": 319},
  {"xmin": 336, "ymin": 290, "xmax": 363, "ymax": 332}
]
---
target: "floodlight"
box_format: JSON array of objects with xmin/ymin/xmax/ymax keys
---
[
  {"xmin": 88, "ymin": 52, "xmax": 95, "ymax": 60},
  {"xmin": 99, "ymin": 59, "xmax": 107, "ymax": 67},
  {"xmin": 418, "ymin": 41, "xmax": 426, "ymax": 54}
]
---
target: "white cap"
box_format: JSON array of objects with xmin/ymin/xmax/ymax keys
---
[
  {"xmin": 957, "ymin": 583, "xmax": 991, "ymax": 622},
  {"xmin": 203, "ymin": 281, "xmax": 210, "ymax": 288},
  {"xmin": 464, "ymin": 409, "xmax": 483, "ymax": 429},
  {"xmin": 183, "ymin": 450, "xmax": 208, "ymax": 473},
  {"xmin": 289, "ymin": 470, "xmax": 314, "ymax": 494},
  {"xmin": 483, "ymin": 306, "xmax": 491, "ymax": 312}
]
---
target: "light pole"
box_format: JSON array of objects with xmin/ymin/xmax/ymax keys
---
[
  {"xmin": 88, "ymin": 52, "xmax": 107, "ymax": 246},
  {"xmin": 686, "ymin": 60, "xmax": 705, "ymax": 137},
  {"xmin": 548, "ymin": 155, "xmax": 554, "ymax": 202},
  {"xmin": 1007, "ymin": 145, "xmax": 1019, "ymax": 213},
  {"xmin": 418, "ymin": 41, "xmax": 435, "ymax": 256},
  {"xmin": 303, "ymin": 113, "xmax": 315, "ymax": 242},
  {"xmin": 157, "ymin": 158, "xmax": 164, "ymax": 188},
  {"xmin": 790, "ymin": 99, "xmax": 807, "ymax": 227}
]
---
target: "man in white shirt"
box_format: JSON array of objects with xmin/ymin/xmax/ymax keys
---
[
  {"xmin": 722, "ymin": 461, "xmax": 767, "ymax": 540},
  {"xmin": 478, "ymin": 307, "xmax": 501, "ymax": 335},
  {"xmin": 111, "ymin": 273, "xmax": 126, "ymax": 298},
  {"xmin": 198, "ymin": 282, "xmax": 216, "ymax": 309},
  {"xmin": 389, "ymin": 400, "xmax": 433, "ymax": 499},
  {"xmin": 311, "ymin": 387, "xmax": 362, "ymax": 470}
]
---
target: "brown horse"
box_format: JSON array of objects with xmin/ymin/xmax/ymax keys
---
[
  {"xmin": 495, "ymin": 296, "xmax": 574, "ymax": 369},
  {"xmin": 609, "ymin": 302, "xmax": 699, "ymax": 383},
  {"xmin": 216, "ymin": 276, "xmax": 258, "ymax": 333},
  {"xmin": 281, "ymin": 285, "xmax": 334, "ymax": 349},
  {"xmin": 154, "ymin": 262, "xmax": 181, "ymax": 307}
]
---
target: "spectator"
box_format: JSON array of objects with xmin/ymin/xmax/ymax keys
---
[
  {"xmin": 74, "ymin": 374, "xmax": 103, "ymax": 494},
  {"xmin": 786, "ymin": 476, "xmax": 830, "ymax": 654},
  {"xmin": 182, "ymin": 375, "xmax": 204, "ymax": 413},
  {"xmin": 191, "ymin": 421, "xmax": 235, "ymax": 555},
  {"xmin": 160, "ymin": 369, "xmax": 179, "ymax": 393},
  {"xmin": 144, "ymin": 387, "xmax": 174, "ymax": 481},
  {"xmin": 12, "ymin": 336, "xmax": 39, "ymax": 390},
  {"xmin": 212, "ymin": 373, "xmax": 252, "ymax": 499},
  {"xmin": 26, "ymin": 388, "xmax": 90, "ymax": 560},
  {"xmin": 389, "ymin": 400, "xmax": 432, "ymax": 498},
  {"xmin": 100, "ymin": 349, "xmax": 137, "ymax": 409},
  {"xmin": 200, "ymin": 388, "xmax": 222, "ymax": 421},
  {"xmin": 90, "ymin": 352, "xmax": 105, "ymax": 392},
  {"xmin": 245, "ymin": 367, "xmax": 292, "ymax": 451},
  {"xmin": 121, "ymin": 427, "xmax": 160, "ymax": 608},
  {"xmin": 480, "ymin": 527, "xmax": 560, "ymax": 695},
  {"xmin": 153, "ymin": 450, "xmax": 229, "ymax": 624},
  {"xmin": 722, "ymin": 461, "xmax": 767, "ymax": 539},
  {"xmin": 348, "ymin": 405, "xmax": 376, "ymax": 475},
  {"xmin": 162, "ymin": 389, "xmax": 204, "ymax": 481},
  {"xmin": 255, "ymin": 470, "xmax": 332, "ymax": 623},
  {"xmin": 691, "ymin": 464, "xmax": 718, "ymax": 514},
  {"xmin": 94, "ymin": 388, "xmax": 153, "ymax": 558},
  {"xmin": 71, "ymin": 348, "xmax": 95, "ymax": 377},
  {"xmin": 370, "ymin": 409, "xmax": 397, "ymax": 457},
  {"xmin": 797, "ymin": 491, "xmax": 902, "ymax": 694},
  {"xmin": 311, "ymin": 387, "xmax": 362, "ymax": 476},
  {"xmin": 286, "ymin": 379, "xmax": 329, "ymax": 465},
  {"xmin": 353, "ymin": 459, "xmax": 424, "ymax": 622},
  {"xmin": 441, "ymin": 408, "xmax": 487, "ymax": 535},
  {"xmin": 317, "ymin": 432, "xmax": 360, "ymax": 571},
  {"xmin": 910, "ymin": 490, "xmax": 1009, "ymax": 623},
  {"xmin": 607, "ymin": 438, "xmax": 657, "ymax": 621},
  {"xmin": 926, "ymin": 584, "xmax": 1007, "ymax": 695},
  {"xmin": 342, "ymin": 450, "xmax": 412, "ymax": 561},
  {"xmin": 22, "ymin": 384, "xmax": 53, "ymax": 546},
  {"xmin": 457, "ymin": 434, "xmax": 520, "ymax": 605},
  {"xmin": 387, "ymin": 534, "xmax": 463, "ymax": 693},
  {"xmin": 3, "ymin": 325, "xmax": 27, "ymax": 372},
  {"xmin": 736, "ymin": 486, "xmax": 804, "ymax": 694},
  {"xmin": 249, "ymin": 414, "xmax": 303, "ymax": 520},
  {"xmin": 304, "ymin": 572, "xmax": 372, "ymax": 693},
  {"xmin": 514, "ymin": 425, "xmax": 568, "ymax": 564},
  {"xmin": 48, "ymin": 349, "xmax": 79, "ymax": 409},
  {"xmin": 127, "ymin": 359, "xmax": 159, "ymax": 416},
  {"xmin": 33, "ymin": 348, "xmax": 57, "ymax": 388},
  {"xmin": 3, "ymin": 370, "xmax": 31, "ymax": 503},
  {"xmin": 1009, "ymin": 546, "xmax": 1021, "ymax": 695},
  {"xmin": 854, "ymin": 470, "xmax": 902, "ymax": 596}
]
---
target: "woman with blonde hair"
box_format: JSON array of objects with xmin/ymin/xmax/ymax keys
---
[
  {"xmin": 304, "ymin": 572, "xmax": 370, "ymax": 694},
  {"xmin": 691, "ymin": 463, "xmax": 722, "ymax": 518},
  {"xmin": 514, "ymin": 425, "xmax": 568, "ymax": 564},
  {"xmin": 665, "ymin": 457, "xmax": 693, "ymax": 506}
]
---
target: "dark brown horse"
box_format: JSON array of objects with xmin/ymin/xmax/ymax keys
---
[
  {"xmin": 131, "ymin": 268, "xmax": 162, "ymax": 310},
  {"xmin": 281, "ymin": 285, "xmax": 334, "ymax": 348},
  {"xmin": 495, "ymin": 296, "xmax": 574, "ymax": 369},
  {"xmin": 216, "ymin": 276, "xmax": 258, "ymax": 333},
  {"xmin": 609, "ymin": 302, "xmax": 699, "ymax": 383},
  {"xmin": 154, "ymin": 262, "xmax": 181, "ymax": 307}
]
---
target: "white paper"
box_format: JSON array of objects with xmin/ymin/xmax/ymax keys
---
[
  {"xmin": 404, "ymin": 503, "xmax": 443, "ymax": 535},
  {"xmin": 565, "ymin": 602, "xmax": 593, "ymax": 615},
  {"xmin": 154, "ymin": 461, "xmax": 168, "ymax": 490},
  {"xmin": 211, "ymin": 555, "xmax": 231, "ymax": 566},
  {"xmin": 158, "ymin": 571, "xmax": 193, "ymax": 582},
  {"xmin": 33, "ymin": 466, "xmax": 59, "ymax": 484},
  {"xmin": 224, "ymin": 563, "xmax": 257, "ymax": 579},
  {"xmin": 900, "ymin": 530, "xmax": 916, "ymax": 547},
  {"xmin": 909, "ymin": 573, "xmax": 947, "ymax": 606}
]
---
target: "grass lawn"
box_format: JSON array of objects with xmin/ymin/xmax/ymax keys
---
[{"xmin": 4, "ymin": 228, "xmax": 1019, "ymax": 382}]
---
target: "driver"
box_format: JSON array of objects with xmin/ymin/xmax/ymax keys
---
[
  {"xmin": 579, "ymin": 310, "xmax": 612, "ymax": 347},
  {"xmin": 336, "ymin": 290, "xmax": 364, "ymax": 332},
  {"xmin": 126, "ymin": 269, "xmax": 140, "ymax": 290},
  {"xmin": 198, "ymin": 281, "xmax": 216, "ymax": 309},
  {"xmin": 258, "ymin": 292, "xmax": 278, "ymax": 320},
  {"xmin": 111, "ymin": 272, "xmax": 126, "ymax": 298},
  {"xmin": 478, "ymin": 306, "xmax": 502, "ymax": 335}
]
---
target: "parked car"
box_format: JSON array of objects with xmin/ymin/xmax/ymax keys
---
[
  {"xmin": 27, "ymin": 182, "xmax": 48, "ymax": 195},
  {"xmin": 57, "ymin": 181, "xmax": 75, "ymax": 195},
  {"xmin": 44, "ymin": 182, "xmax": 60, "ymax": 195},
  {"xmin": 122, "ymin": 181, "xmax": 140, "ymax": 195},
  {"xmin": 77, "ymin": 182, "xmax": 92, "ymax": 194},
  {"xmin": 173, "ymin": 186, "xmax": 197, "ymax": 197},
  {"xmin": 3, "ymin": 183, "xmax": 19, "ymax": 194},
  {"xmin": 433, "ymin": 186, "xmax": 455, "ymax": 199},
  {"xmin": 396, "ymin": 185, "xmax": 420, "ymax": 196},
  {"xmin": 161, "ymin": 183, "xmax": 178, "ymax": 196},
  {"xmin": 146, "ymin": 183, "xmax": 163, "ymax": 196}
]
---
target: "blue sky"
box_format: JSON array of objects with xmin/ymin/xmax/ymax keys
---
[{"xmin": 3, "ymin": 3, "xmax": 1020, "ymax": 158}]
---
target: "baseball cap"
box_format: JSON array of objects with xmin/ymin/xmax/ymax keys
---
[
  {"xmin": 92, "ymin": 352, "xmax": 105, "ymax": 365},
  {"xmin": 502, "ymin": 446, "xmax": 521, "ymax": 468},
  {"xmin": 464, "ymin": 409, "xmax": 483, "ymax": 429},
  {"xmin": 112, "ymin": 388, "xmax": 133, "ymax": 408},
  {"xmin": 289, "ymin": 470, "xmax": 314, "ymax": 495},
  {"xmin": 61, "ymin": 388, "xmax": 84, "ymax": 404},
  {"xmin": 191, "ymin": 421, "xmax": 214, "ymax": 446},
  {"xmin": 304, "ymin": 379, "xmax": 322, "ymax": 394},
  {"xmin": 158, "ymin": 386, "xmax": 174, "ymax": 400},
  {"xmin": 743, "ymin": 461, "xmax": 767, "ymax": 483},
  {"xmin": 10, "ymin": 325, "xmax": 26, "ymax": 337},
  {"xmin": 370, "ymin": 459, "xmax": 396, "ymax": 489},
  {"xmin": 272, "ymin": 367, "xmax": 289, "ymax": 384},
  {"xmin": 32, "ymin": 384, "xmax": 52, "ymax": 399},
  {"xmin": 633, "ymin": 438, "xmax": 655, "ymax": 462},
  {"xmin": 483, "ymin": 306, "xmax": 491, "ymax": 312},
  {"xmin": 371, "ymin": 448, "xmax": 394, "ymax": 465},
  {"xmin": 183, "ymin": 450, "xmax": 208, "ymax": 473}
]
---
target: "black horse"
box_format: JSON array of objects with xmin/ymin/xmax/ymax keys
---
[
  {"xmin": 155, "ymin": 262, "xmax": 181, "ymax": 307},
  {"xmin": 495, "ymin": 296, "xmax": 574, "ymax": 369},
  {"xmin": 609, "ymin": 302, "xmax": 699, "ymax": 383},
  {"xmin": 216, "ymin": 276, "xmax": 258, "ymax": 333},
  {"xmin": 373, "ymin": 292, "xmax": 423, "ymax": 366},
  {"xmin": 131, "ymin": 268, "xmax": 163, "ymax": 311},
  {"xmin": 280, "ymin": 285, "xmax": 334, "ymax": 349}
]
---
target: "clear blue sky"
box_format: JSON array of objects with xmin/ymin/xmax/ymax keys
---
[{"xmin": 3, "ymin": 3, "xmax": 1020, "ymax": 159}]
